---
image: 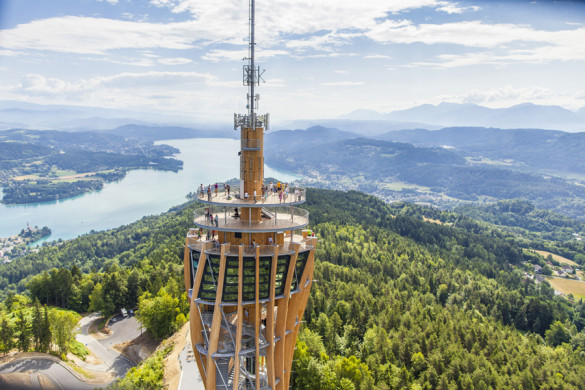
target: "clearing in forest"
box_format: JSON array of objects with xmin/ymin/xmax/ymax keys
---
[
  {"xmin": 422, "ymin": 216, "xmax": 444, "ymax": 225},
  {"xmin": 545, "ymin": 276, "xmax": 585, "ymax": 299},
  {"xmin": 533, "ymin": 250, "xmax": 579, "ymax": 267}
]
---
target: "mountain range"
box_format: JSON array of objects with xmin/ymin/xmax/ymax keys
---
[
  {"xmin": 0, "ymin": 101, "xmax": 226, "ymax": 131},
  {"xmin": 340, "ymin": 102, "xmax": 585, "ymax": 132},
  {"xmin": 2, "ymin": 100, "xmax": 584, "ymax": 134}
]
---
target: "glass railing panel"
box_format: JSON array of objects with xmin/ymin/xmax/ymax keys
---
[
  {"xmin": 196, "ymin": 184, "xmax": 306, "ymax": 205},
  {"xmin": 193, "ymin": 205, "xmax": 309, "ymax": 231}
]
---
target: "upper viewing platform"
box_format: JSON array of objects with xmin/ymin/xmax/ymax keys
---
[
  {"xmin": 193, "ymin": 205, "xmax": 309, "ymax": 233},
  {"xmin": 197, "ymin": 183, "xmax": 305, "ymax": 207}
]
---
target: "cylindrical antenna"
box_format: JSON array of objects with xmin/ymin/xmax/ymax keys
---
[{"xmin": 249, "ymin": 0, "xmax": 255, "ymax": 129}]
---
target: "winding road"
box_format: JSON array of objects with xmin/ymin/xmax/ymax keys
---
[
  {"xmin": 0, "ymin": 357, "xmax": 97, "ymax": 390},
  {"xmin": 0, "ymin": 313, "xmax": 140, "ymax": 390}
]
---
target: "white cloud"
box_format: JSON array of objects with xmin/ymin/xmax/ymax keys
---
[
  {"xmin": 412, "ymin": 26, "xmax": 585, "ymax": 68},
  {"xmin": 321, "ymin": 81, "xmax": 364, "ymax": 87},
  {"xmin": 285, "ymin": 32, "xmax": 358, "ymax": 52},
  {"xmin": 365, "ymin": 20, "xmax": 585, "ymax": 67},
  {"xmin": 158, "ymin": 57, "xmax": 192, "ymax": 65},
  {"xmin": 364, "ymin": 54, "xmax": 390, "ymax": 59},
  {"xmin": 429, "ymin": 86, "xmax": 585, "ymax": 110},
  {"xmin": 202, "ymin": 49, "xmax": 289, "ymax": 62},
  {"xmin": 97, "ymin": 0, "xmax": 119, "ymax": 4},
  {"xmin": 4, "ymin": 71, "xmax": 215, "ymax": 96},
  {"xmin": 0, "ymin": 1, "xmax": 477, "ymax": 56},
  {"xmin": 367, "ymin": 20, "xmax": 546, "ymax": 48},
  {"xmin": 101, "ymin": 57, "xmax": 156, "ymax": 67},
  {"xmin": 3, "ymin": 1, "xmax": 578, "ymax": 69},
  {"xmin": 460, "ymin": 86, "xmax": 554, "ymax": 104},
  {"xmin": 16, "ymin": 74, "xmax": 84, "ymax": 95},
  {"xmin": 436, "ymin": 2, "xmax": 480, "ymax": 14},
  {"xmin": 0, "ymin": 49, "xmax": 24, "ymax": 57},
  {"xmin": 0, "ymin": 16, "xmax": 223, "ymax": 55}
]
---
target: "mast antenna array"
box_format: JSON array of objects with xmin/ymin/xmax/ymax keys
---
[{"xmin": 234, "ymin": 0, "xmax": 269, "ymax": 131}]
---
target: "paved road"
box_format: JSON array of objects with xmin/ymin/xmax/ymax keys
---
[
  {"xmin": 76, "ymin": 313, "xmax": 136, "ymax": 377},
  {"xmin": 0, "ymin": 313, "xmax": 140, "ymax": 390},
  {"xmin": 101, "ymin": 314, "xmax": 142, "ymax": 349},
  {"xmin": 0, "ymin": 357, "xmax": 98, "ymax": 390}
]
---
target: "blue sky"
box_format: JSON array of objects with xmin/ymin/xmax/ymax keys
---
[{"xmin": 1, "ymin": 0, "xmax": 584, "ymax": 122}]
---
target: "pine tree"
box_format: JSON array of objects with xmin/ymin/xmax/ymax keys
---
[
  {"xmin": 39, "ymin": 306, "xmax": 52, "ymax": 353},
  {"xmin": 0, "ymin": 316, "xmax": 14, "ymax": 355},
  {"xmin": 16, "ymin": 310, "xmax": 31, "ymax": 352},
  {"xmin": 31, "ymin": 298, "xmax": 43, "ymax": 350}
]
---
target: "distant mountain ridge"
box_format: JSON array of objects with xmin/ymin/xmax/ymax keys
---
[
  {"xmin": 275, "ymin": 119, "xmax": 441, "ymax": 136},
  {"xmin": 265, "ymin": 125, "xmax": 359, "ymax": 152},
  {"xmin": 99, "ymin": 124, "xmax": 234, "ymax": 140},
  {"xmin": 0, "ymin": 100, "xmax": 229, "ymax": 131},
  {"xmin": 342, "ymin": 102, "xmax": 585, "ymax": 132}
]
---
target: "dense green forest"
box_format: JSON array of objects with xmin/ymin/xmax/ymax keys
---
[
  {"xmin": 0, "ymin": 295, "xmax": 87, "ymax": 359},
  {"xmin": 1, "ymin": 189, "xmax": 585, "ymax": 388}
]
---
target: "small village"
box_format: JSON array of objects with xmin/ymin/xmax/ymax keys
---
[
  {"xmin": 0, "ymin": 224, "xmax": 50, "ymax": 263},
  {"xmin": 523, "ymin": 251, "xmax": 585, "ymax": 300}
]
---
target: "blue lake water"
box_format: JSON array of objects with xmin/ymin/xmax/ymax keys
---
[{"xmin": 0, "ymin": 138, "xmax": 298, "ymax": 242}]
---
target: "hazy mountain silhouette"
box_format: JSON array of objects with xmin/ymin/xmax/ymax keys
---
[{"xmin": 342, "ymin": 102, "xmax": 584, "ymax": 132}]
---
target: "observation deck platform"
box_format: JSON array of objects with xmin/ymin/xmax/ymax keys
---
[
  {"xmin": 197, "ymin": 186, "xmax": 305, "ymax": 207},
  {"xmin": 186, "ymin": 233, "xmax": 314, "ymax": 256},
  {"xmin": 194, "ymin": 205, "xmax": 309, "ymax": 233}
]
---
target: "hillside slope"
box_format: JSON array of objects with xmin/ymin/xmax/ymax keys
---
[{"xmin": 2, "ymin": 190, "xmax": 585, "ymax": 389}]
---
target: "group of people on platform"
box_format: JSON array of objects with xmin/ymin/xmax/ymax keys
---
[
  {"xmin": 197, "ymin": 181, "xmax": 302, "ymax": 203},
  {"xmin": 199, "ymin": 183, "xmax": 232, "ymax": 201},
  {"xmin": 204, "ymin": 208, "xmax": 219, "ymax": 227}
]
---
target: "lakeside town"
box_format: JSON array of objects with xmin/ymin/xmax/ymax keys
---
[{"xmin": 0, "ymin": 224, "xmax": 51, "ymax": 263}]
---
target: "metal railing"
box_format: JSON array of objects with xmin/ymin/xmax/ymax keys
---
[
  {"xmin": 187, "ymin": 236, "xmax": 314, "ymax": 255},
  {"xmin": 194, "ymin": 205, "xmax": 309, "ymax": 232},
  {"xmin": 196, "ymin": 185, "xmax": 306, "ymax": 205},
  {"xmin": 186, "ymin": 236, "xmax": 207, "ymax": 252}
]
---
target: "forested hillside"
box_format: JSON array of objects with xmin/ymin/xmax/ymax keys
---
[
  {"xmin": 265, "ymin": 128, "xmax": 585, "ymax": 220},
  {"xmin": 0, "ymin": 129, "xmax": 182, "ymax": 204},
  {"xmin": 298, "ymin": 190, "xmax": 585, "ymax": 389},
  {"xmin": 1, "ymin": 190, "xmax": 585, "ymax": 388}
]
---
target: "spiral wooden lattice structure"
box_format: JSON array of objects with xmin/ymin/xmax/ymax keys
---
[{"xmin": 183, "ymin": 1, "xmax": 316, "ymax": 388}]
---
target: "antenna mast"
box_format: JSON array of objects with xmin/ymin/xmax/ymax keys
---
[
  {"xmin": 234, "ymin": 0, "xmax": 268, "ymax": 132},
  {"xmin": 249, "ymin": 0, "xmax": 255, "ymax": 127}
]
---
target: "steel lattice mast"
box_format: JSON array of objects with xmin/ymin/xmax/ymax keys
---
[{"xmin": 184, "ymin": 1, "xmax": 317, "ymax": 389}]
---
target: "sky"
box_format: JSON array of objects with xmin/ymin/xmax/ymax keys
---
[{"xmin": 1, "ymin": 0, "xmax": 585, "ymax": 123}]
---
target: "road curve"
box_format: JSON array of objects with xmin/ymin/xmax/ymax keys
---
[
  {"xmin": 0, "ymin": 356, "xmax": 98, "ymax": 390},
  {"xmin": 0, "ymin": 312, "xmax": 140, "ymax": 390},
  {"xmin": 76, "ymin": 313, "xmax": 136, "ymax": 377}
]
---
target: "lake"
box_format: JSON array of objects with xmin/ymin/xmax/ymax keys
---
[{"xmin": 0, "ymin": 138, "xmax": 298, "ymax": 242}]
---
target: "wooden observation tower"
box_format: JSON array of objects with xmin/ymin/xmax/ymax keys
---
[{"xmin": 183, "ymin": 1, "xmax": 317, "ymax": 388}]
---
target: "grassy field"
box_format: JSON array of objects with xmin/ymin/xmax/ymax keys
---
[
  {"xmin": 534, "ymin": 250, "xmax": 579, "ymax": 267},
  {"xmin": 423, "ymin": 216, "xmax": 444, "ymax": 225},
  {"xmin": 545, "ymin": 276, "xmax": 585, "ymax": 299}
]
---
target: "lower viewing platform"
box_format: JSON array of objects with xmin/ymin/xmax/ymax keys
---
[
  {"xmin": 194, "ymin": 205, "xmax": 309, "ymax": 233},
  {"xmin": 186, "ymin": 233, "xmax": 314, "ymax": 256}
]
